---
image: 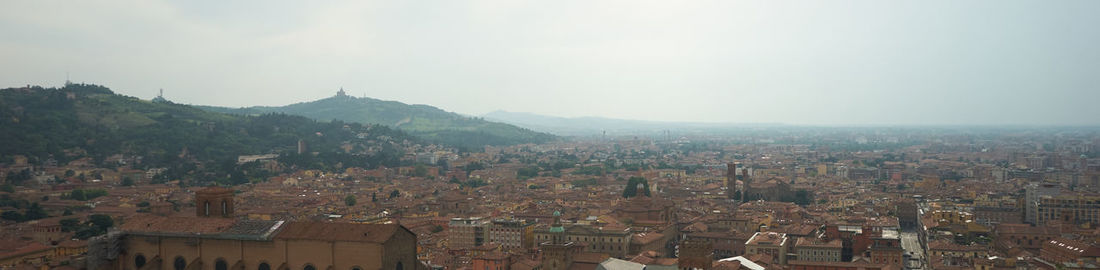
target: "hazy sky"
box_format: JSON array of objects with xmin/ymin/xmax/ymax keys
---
[{"xmin": 2, "ymin": 1, "xmax": 1098, "ymax": 125}]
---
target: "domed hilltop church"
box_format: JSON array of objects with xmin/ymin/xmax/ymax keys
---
[{"xmin": 91, "ymin": 186, "xmax": 420, "ymax": 270}]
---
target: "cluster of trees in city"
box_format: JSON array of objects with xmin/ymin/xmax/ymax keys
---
[
  {"xmin": 496, "ymin": 146, "xmax": 717, "ymax": 181},
  {"xmin": 62, "ymin": 188, "xmax": 109, "ymax": 201},
  {"xmin": 462, "ymin": 161, "xmax": 486, "ymax": 175},
  {"xmin": 621, "ymin": 176, "xmax": 651, "ymax": 198},
  {"xmin": 573, "ymin": 166, "xmax": 606, "ymax": 176},
  {"xmin": 570, "ymin": 178, "xmax": 598, "ymax": 187},
  {"xmin": 734, "ymin": 189, "xmax": 815, "ymax": 206},
  {"xmin": 0, "ymin": 185, "xmax": 120, "ymax": 223},
  {"xmin": 59, "ymin": 214, "xmax": 114, "ymax": 239}
]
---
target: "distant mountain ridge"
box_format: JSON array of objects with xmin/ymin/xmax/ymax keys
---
[
  {"xmin": 199, "ymin": 91, "xmax": 555, "ymax": 151},
  {"xmin": 483, "ymin": 110, "xmax": 785, "ymax": 136}
]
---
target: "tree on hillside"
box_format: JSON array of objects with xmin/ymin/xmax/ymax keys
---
[
  {"xmin": 4, "ymin": 169, "xmax": 31, "ymax": 186},
  {"xmin": 24, "ymin": 203, "xmax": 47, "ymax": 220}
]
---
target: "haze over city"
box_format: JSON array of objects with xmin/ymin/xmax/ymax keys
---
[
  {"xmin": 3, "ymin": 0, "xmax": 1099, "ymax": 125},
  {"xmin": 7, "ymin": 1, "xmax": 1100, "ymax": 270}
]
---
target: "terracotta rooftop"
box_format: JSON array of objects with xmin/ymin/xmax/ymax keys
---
[
  {"xmin": 928, "ymin": 240, "xmax": 987, "ymax": 252},
  {"xmin": 572, "ymin": 252, "xmax": 609, "ymax": 264},
  {"xmin": 996, "ymin": 223, "xmax": 1058, "ymax": 235},
  {"xmin": 632, "ymin": 232, "xmax": 664, "ymax": 245},
  {"xmin": 0, "ymin": 240, "xmax": 52, "ymax": 259},
  {"xmin": 56, "ymin": 239, "xmax": 86, "ymax": 248},
  {"xmin": 630, "ymin": 251, "xmax": 677, "ymax": 266},
  {"xmin": 1045, "ymin": 237, "xmax": 1100, "ymax": 257},
  {"xmin": 121, "ymin": 215, "xmax": 285, "ymax": 240},
  {"xmin": 787, "ymin": 260, "xmax": 896, "ymax": 268},
  {"xmin": 274, "ymin": 222, "xmax": 402, "ymax": 243},
  {"xmin": 195, "ymin": 186, "xmax": 234, "ymax": 194},
  {"xmin": 711, "ymin": 260, "xmax": 741, "ymax": 270},
  {"xmin": 120, "ymin": 215, "xmax": 238, "ymax": 235}
]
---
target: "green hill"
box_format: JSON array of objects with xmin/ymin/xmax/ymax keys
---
[
  {"xmin": 199, "ymin": 91, "xmax": 556, "ymax": 151},
  {"xmin": 0, "ymin": 84, "xmax": 412, "ymax": 184}
]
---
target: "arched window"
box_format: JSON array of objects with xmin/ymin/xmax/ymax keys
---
[
  {"xmin": 174, "ymin": 257, "xmax": 187, "ymax": 270},
  {"xmin": 204, "ymin": 202, "xmax": 210, "ymax": 216},
  {"xmin": 221, "ymin": 200, "xmax": 228, "ymax": 216},
  {"xmin": 396, "ymin": 262, "xmax": 404, "ymax": 270},
  {"xmin": 258, "ymin": 262, "xmax": 271, "ymax": 270},
  {"xmin": 215, "ymin": 258, "xmax": 228, "ymax": 270},
  {"xmin": 135, "ymin": 254, "xmax": 147, "ymax": 268},
  {"xmin": 352, "ymin": 267, "xmax": 363, "ymax": 270},
  {"xmin": 304, "ymin": 264, "xmax": 317, "ymax": 270}
]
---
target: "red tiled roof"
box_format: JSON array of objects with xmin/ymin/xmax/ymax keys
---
[
  {"xmin": 996, "ymin": 223, "xmax": 1058, "ymax": 235},
  {"xmin": 632, "ymin": 232, "xmax": 664, "ymax": 245},
  {"xmin": 1045, "ymin": 237, "xmax": 1100, "ymax": 257},
  {"xmin": 195, "ymin": 186, "xmax": 234, "ymax": 194},
  {"xmin": 0, "ymin": 240, "xmax": 51, "ymax": 259},
  {"xmin": 120, "ymin": 215, "xmax": 237, "ymax": 234},
  {"xmin": 57, "ymin": 240, "xmax": 86, "ymax": 248},
  {"xmin": 711, "ymin": 260, "xmax": 741, "ymax": 270},
  {"xmin": 274, "ymin": 222, "xmax": 401, "ymax": 243},
  {"xmin": 929, "ymin": 240, "xmax": 986, "ymax": 252},
  {"xmin": 573, "ymin": 252, "xmax": 608, "ymax": 264}
]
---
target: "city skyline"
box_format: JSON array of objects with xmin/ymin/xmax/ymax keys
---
[{"xmin": 4, "ymin": 1, "xmax": 1100, "ymax": 268}]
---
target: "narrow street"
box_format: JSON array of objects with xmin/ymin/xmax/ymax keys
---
[{"xmin": 900, "ymin": 231, "xmax": 925, "ymax": 269}]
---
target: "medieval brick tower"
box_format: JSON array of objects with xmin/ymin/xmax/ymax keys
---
[
  {"xmin": 726, "ymin": 163, "xmax": 737, "ymax": 200},
  {"xmin": 741, "ymin": 168, "xmax": 750, "ymax": 203},
  {"xmin": 726, "ymin": 162, "xmax": 753, "ymax": 203},
  {"xmin": 195, "ymin": 186, "xmax": 234, "ymax": 218}
]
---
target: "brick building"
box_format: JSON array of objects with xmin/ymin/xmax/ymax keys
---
[
  {"xmin": 108, "ymin": 195, "xmax": 418, "ymax": 270},
  {"xmin": 745, "ymin": 232, "xmax": 788, "ymax": 265}
]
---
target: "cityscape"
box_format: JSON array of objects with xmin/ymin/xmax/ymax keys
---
[{"xmin": 2, "ymin": 1, "xmax": 1099, "ymax": 270}]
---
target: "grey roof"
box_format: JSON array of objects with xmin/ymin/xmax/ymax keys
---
[
  {"xmin": 717, "ymin": 256, "xmax": 765, "ymax": 270},
  {"xmin": 222, "ymin": 220, "xmax": 284, "ymax": 239},
  {"xmin": 596, "ymin": 258, "xmax": 644, "ymax": 270}
]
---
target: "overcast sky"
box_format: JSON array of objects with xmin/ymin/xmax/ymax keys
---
[{"xmin": 2, "ymin": 1, "xmax": 1098, "ymax": 125}]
